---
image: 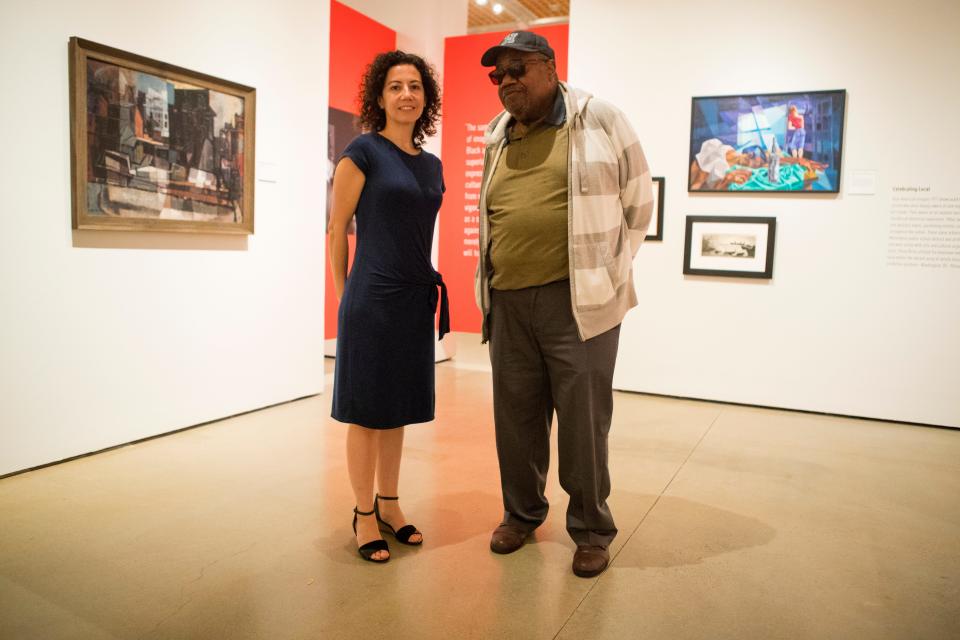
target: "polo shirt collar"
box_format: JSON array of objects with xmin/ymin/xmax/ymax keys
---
[
  {"xmin": 507, "ymin": 88, "xmax": 566, "ymax": 128},
  {"xmin": 505, "ymin": 87, "xmax": 567, "ymax": 142},
  {"xmin": 545, "ymin": 87, "xmax": 566, "ymax": 126}
]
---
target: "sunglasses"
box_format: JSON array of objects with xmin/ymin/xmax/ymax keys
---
[{"xmin": 488, "ymin": 58, "xmax": 551, "ymax": 85}]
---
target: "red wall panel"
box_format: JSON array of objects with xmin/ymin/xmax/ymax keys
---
[{"xmin": 328, "ymin": 1, "xmax": 396, "ymax": 114}]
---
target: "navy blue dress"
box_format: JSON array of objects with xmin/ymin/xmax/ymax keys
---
[{"xmin": 332, "ymin": 133, "xmax": 448, "ymax": 429}]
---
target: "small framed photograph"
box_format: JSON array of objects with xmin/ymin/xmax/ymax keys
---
[
  {"xmin": 69, "ymin": 37, "xmax": 256, "ymax": 234},
  {"xmin": 683, "ymin": 216, "xmax": 776, "ymax": 279},
  {"xmin": 645, "ymin": 177, "xmax": 664, "ymax": 241}
]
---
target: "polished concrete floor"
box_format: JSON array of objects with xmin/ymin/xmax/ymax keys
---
[{"xmin": 1, "ymin": 333, "xmax": 959, "ymax": 639}]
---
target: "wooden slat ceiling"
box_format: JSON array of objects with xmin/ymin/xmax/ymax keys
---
[{"xmin": 468, "ymin": 0, "xmax": 569, "ymax": 31}]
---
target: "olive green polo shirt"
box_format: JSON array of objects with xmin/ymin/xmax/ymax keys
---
[{"xmin": 486, "ymin": 94, "xmax": 569, "ymax": 290}]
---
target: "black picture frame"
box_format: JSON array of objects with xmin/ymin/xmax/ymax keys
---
[
  {"xmin": 645, "ymin": 176, "xmax": 664, "ymax": 241},
  {"xmin": 688, "ymin": 89, "xmax": 846, "ymax": 194},
  {"xmin": 683, "ymin": 215, "xmax": 776, "ymax": 279}
]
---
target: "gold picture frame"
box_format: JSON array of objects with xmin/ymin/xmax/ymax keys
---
[{"xmin": 69, "ymin": 37, "xmax": 256, "ymax": 234}]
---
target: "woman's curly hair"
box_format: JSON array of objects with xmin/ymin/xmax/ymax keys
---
[{"xmin": 357, "ymin": 51, "xmax": 441, "ymax": 148}]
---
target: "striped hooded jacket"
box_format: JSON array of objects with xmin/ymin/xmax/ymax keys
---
[{"xmin": 474, "ymin": 82, "xmax": 654, "ymax": 342}]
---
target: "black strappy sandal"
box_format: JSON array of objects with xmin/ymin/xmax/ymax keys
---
[
  {"xmin": 353, "ymin": 507, "xmax": 390, "ymax": 563},
  {"xmin": 375, "ymin": 495, "xmax": 423, "ymax": 546}
]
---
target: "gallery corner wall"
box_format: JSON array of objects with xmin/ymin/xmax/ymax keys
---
[
  {"xmin": 0, "ymin": 0, "xmax": 331, "ymax": 475},
  {"xmin": 569, "ymin": 0, "xmax": 960, "ymax": 427}
]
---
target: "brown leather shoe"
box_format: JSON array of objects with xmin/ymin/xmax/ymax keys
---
[
  {"xmin": 572, "ymin": 544, "xmax": 609, "ymax": 577},
  {"xmin": 489, "ymin": 524, "xmax": 528, "ymax": 554}
]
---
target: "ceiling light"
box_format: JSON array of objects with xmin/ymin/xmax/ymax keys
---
[
  {"xmin": 492, "ymin": 3, "xmax": 503, "ymax": 14},
  {"xmin": 476, "ymin": 0, "xmax": 488, "ymax": 6}
]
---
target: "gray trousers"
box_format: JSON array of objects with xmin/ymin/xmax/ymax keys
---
[{"xmin": 488, "ymin": 279, "xmax": 620, "ymax": 546}]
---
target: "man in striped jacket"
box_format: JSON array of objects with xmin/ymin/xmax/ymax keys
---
[{"xmin": 475, "ymin": 31, "xmax": 654, "ymax": 578}]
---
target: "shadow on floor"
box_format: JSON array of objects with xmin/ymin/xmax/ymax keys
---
[{"xmin": 612, "ymin": 494, "xmax": 777, "ymax": 569}]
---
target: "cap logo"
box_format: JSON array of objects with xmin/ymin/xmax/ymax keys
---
[{"xmin": 503, "ymin": 32, "xmax": 519, "ymax": 44}]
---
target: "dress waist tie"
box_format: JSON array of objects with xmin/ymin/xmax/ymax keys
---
[{"xmin": 429, "ymin": 271, "xmax": 450, "ymax": 341}]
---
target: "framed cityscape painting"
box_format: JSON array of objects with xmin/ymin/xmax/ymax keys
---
[
  {"xmin": 69, "ymin": 37, "xmax": 256, "ymax": 233},
  {"xmin": 683, "ymin": 216, "xmax": 776, "ymax": 279},
  {"xmin": 645, "ymin": 177, "xmax": 664, "ymax": 241},
  {"xmin": 688, "ymin": 90, "xmax": 845, "ymax": 193}
]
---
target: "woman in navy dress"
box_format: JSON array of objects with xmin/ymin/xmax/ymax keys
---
[{"xmin": 328, "ymin": 51, "xmax": 447, "ymax": 563}]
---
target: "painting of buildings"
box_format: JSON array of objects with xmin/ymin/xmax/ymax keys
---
[{"xmin": 71, "ymin": 38, "xmax": 255, "ymax": 233}]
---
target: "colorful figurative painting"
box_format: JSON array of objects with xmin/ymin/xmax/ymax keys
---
[
  {"xmin": 688, "ymin": 90, "xmax": 845, "ymax": 193},
  {"xmin": 70, "ymin": 38, "xmax": 256, "ymax": 233}
]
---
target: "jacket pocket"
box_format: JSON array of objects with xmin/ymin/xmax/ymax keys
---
[{"xmin": 573, "ymin": 243, "xmax": 616, "ymax": 308}]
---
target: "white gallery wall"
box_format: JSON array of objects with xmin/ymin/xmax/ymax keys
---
[
  {"xmin": 570, "ymin": 0, "xmax": 960, "ymax": 427},
  {"xmin": 0, "ymin": 0, "xmax": 331, "ymax": 475}
]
